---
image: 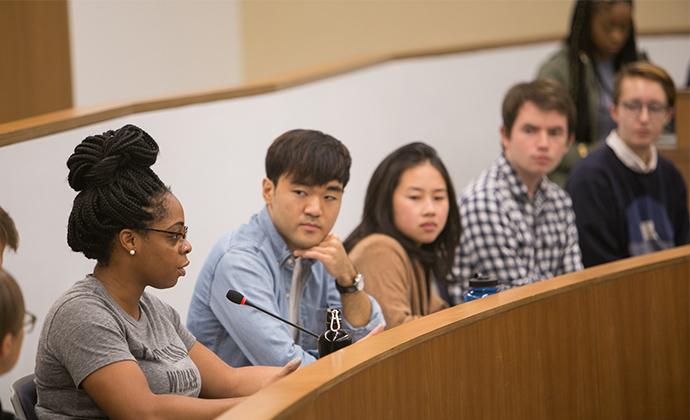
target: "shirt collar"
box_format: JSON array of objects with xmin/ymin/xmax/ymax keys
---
[
  {"xmin": 497, "ymin": 155, "xmax": 547, "ymax": 202},
  {"xmin": 605, "ymin": 130, "xmax": 658, "ymax": 173}
]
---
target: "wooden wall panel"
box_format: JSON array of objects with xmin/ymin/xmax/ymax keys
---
[
  {"xmin": 241, "ymin": 0, "xmax": 690, "ymax": 82},
  {"xmin": 0, "ymin": 0, "xmax": 72, "ymax": 124},
  {"xmin": 659, "ymin": 90, "xmax": 690, "ymax": 207}
]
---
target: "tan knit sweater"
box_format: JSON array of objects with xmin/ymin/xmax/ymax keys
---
[{"xmin": 349, "ymin": 234, "xmax": 448, "ymax": 329}]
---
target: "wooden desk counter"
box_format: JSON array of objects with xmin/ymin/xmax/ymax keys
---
[{"xmin": 218, "ymin": 246, "xmax": 690, "ymax": 420}]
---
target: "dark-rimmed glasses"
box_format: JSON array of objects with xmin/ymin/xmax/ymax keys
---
[
  {"xmin": 620, "ymin": 100, "xmax": 669, "ymax": 119},
  {"xmin": 141, "ymin": 226, "xmax": 188, "ymax": 243},
  {"xmin": 24, "ymin": 310, "xmax": 37, "ymax": 333}
]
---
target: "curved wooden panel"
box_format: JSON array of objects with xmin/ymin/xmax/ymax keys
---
[
  {"xmin": 1, "ymin": 30, "xmax": 688, "ymax": 148},
  {"xmin": 218, "ymin": 246, "xmax": 690, "ymax": 420}
]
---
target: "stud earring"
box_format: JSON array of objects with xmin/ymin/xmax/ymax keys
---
[{"xmin": 129, "ymin": 249, "xmax": 136, "ymax": 256}]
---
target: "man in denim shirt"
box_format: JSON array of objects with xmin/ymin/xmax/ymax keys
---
[{"xmin": 188, "ymin": 129, "xmax": 385, "ymax": 367}]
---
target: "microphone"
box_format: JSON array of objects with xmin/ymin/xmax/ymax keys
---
[{"xmin": 226, "ymin": 290, "xmax": 319, "ymax": 338}]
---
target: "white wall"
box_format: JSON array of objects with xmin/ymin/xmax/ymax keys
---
[
  {"xmin": 637, "ymin": 36, "xmax": 690, "ymax": 85},
  {"xmin": 68, "ymin": 0, "xmax": 243, "ymax": 108},
  {"xmin": 1, "ymin": 34, "xmax": 688, "ymax": 410}
]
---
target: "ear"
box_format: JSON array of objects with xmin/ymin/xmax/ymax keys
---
[
  {"xmin": 566, "ymin": 133, "xmax": 575, "ymax": 148},
  {"xmin": 610, "ymin": 103, "xmax": 620, "ymax": 124},
  {"xmin": 500, "ymin": 126, "xmax": 510, "ymax": 152},
  {"xmin": 0, "ymin": 333, "xmax": 12, "ymax": 358},
  {"xmin": 117, "ymin": 229, "xmax": 138, "ymax": 255},
  {"xmin": 664, "ymin": 107, "xmax": 674, "ymax": 126},
  {"xmin": 262, "ymin": 178, "xmax": 275, "ymax": 207}
]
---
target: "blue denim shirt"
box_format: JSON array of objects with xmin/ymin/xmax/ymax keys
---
[{"xmin": 187, "ymin": 207, "xmax": 384, "ymax": 367}]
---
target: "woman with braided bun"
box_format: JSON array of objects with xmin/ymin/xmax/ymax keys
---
[
  {"xmin": 35, "ymin": 125, "xmax": 298, "ymax": 420},
  {"xmin": 537, "ymin": 0, "xmax": 643, "ymax": 186}
]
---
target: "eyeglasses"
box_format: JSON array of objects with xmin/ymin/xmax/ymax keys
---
[
  {"xmin": 141, "ymin": 226, "xmax": 188, "ymax": 243},
  {"xmin": 24, "ymin": 310, "xmax": 37, "ymax": 333},
  {"xmin": 620, "ymin": 100, "xmax": 669, "ymax": 119}
]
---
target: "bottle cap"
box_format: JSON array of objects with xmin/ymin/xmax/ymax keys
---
[{"xmin": 468, "ymin": 273, "xmax": 499, "ymax": 288}]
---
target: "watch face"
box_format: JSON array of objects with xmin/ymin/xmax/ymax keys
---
[{"xmin": 354, "ymin": 273, "xmax": 364, "ymax": 291}]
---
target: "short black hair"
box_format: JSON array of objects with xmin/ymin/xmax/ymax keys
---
[
  {"xmin": 345, "ymin": 142, "xmax": 460, "ymax": 282},
  {"xmin": 66, "ymin": 124, "xmax": 169, "ymax": 265},
  {"xmin": 265, "ymin": 129, "xmax": 351, "ymax": 187}
]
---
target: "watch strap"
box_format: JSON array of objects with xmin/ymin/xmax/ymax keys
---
[{"xmin": 336, "ymin": 273, "xmax": 364, "ymax": 294}]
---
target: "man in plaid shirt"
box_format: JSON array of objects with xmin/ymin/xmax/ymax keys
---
[{"xmin": 449, "ymin": 80, "xmax": 583, "ymax": 304}]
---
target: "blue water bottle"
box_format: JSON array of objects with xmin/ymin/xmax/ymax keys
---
[{"xmin": 462, "ymin": 273, "xmax": 501, "ymax": 302}]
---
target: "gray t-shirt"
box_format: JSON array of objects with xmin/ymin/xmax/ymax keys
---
[{"xmin": 35, "ymin": 275, "xmax": 200, "ymax": 419}]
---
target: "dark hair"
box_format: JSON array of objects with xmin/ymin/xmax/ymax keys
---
[
  {"xmin": 344, "ymin": 142, "xmax": 460, "ymax": 282},
  {"xmin": 0, "ymin": 269, "xmax": 24, "ymax": 337},
  {"xmin": 66, "ymin": 124, "xmax": 169, "ymax": 265},
  {"xmin": 265, "ymin": 129, "xmax": 351, "ymax": 187},
  {"xmin": 566, "ymin": 0, "xmax": 638, "ymax": 143},
  {"xmin": 614, "ymin": 61, "xmax": 676, "ymax": 107},
  {"xmin": 0, "ymin": 207, "xmax": 19, "ymax": 251},
  {"xmin": 502, "ymin": 79, "xmax": 576, "ymax": 136}
]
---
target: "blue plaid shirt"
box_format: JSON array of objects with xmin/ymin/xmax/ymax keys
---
[
  {"xmin": 187, "ymin": 207, "xmax": 384, "ymax": 367},
  {"xmin": 449, "ymin": 156, "xmax": 583, "ymax": 304}
]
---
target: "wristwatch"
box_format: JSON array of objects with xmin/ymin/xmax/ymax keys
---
[{"xmin": 336, "ymin": 273, "xmax": 364, "ymax": 294}]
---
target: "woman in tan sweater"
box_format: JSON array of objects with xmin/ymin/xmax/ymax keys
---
[{"xmin": 344, "ymin": 143, "xmax": 460, "ymax": 328}]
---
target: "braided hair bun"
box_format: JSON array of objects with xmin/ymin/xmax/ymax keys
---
[
  {"xmin": 66, "ymin": 125, "xmax": 169, "ymax": 264},
  {"xmin": 67, "ymin": 124, "xmax": 159, "ymax": 191}
]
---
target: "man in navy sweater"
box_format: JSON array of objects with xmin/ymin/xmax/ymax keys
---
[{"xmin": 566, "ymin": 62, "xmax": 689, "ymax": 267}]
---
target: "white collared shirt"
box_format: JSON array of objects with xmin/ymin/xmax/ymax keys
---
[{"xmin": 605, "ymin": 130, "xmax": 658, "ymax": 174}]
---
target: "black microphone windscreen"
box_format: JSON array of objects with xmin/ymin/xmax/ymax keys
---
[{"xmin": 226, "ymin": 290, "xmax": 245, "ymax": 304}]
